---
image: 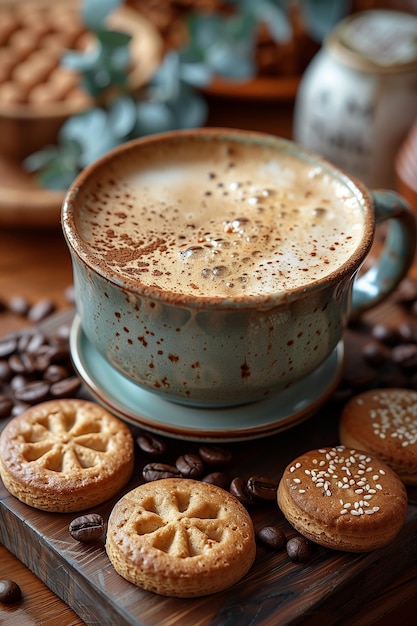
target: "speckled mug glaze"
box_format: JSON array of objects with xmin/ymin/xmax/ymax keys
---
[{"xmin": 62, "ymin": 129, "xmax": 416, "ymax": 407}]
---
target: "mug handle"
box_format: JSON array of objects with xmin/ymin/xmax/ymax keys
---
[{"xmin": 351, "ymin": 190, "xmax": 417, "ymax": 318}]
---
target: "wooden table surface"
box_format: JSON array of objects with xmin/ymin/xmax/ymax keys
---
[{"xmin": 1, "ymin": 94, "xmax": 417, "ymax": 625}]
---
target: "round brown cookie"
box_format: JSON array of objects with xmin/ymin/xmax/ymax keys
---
[
  {"xmin": 106, "ymin": 478, "xmax": 256, "ymax": 597},
  {"xmin": 339, "ymin": 388, "xmax": 417, "ymax": 485},
  {"xmin": 0, "ymin": 398, "xmax": 134, "ymax": 512},
  {"xmin": 277, "ymin": 446, "xmax": 407, "ymax": 552}
]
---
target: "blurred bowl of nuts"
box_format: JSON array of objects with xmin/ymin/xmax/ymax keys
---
[{"xmin": 0, "ymin": 0, "xmax": 163, "ymax": 162}]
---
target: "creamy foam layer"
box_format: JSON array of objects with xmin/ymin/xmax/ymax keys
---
[{"xmin": 74, "ymin": 138, "xmax": 365, "ymax": 298}]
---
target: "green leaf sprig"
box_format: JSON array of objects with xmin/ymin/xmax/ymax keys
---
[{"xmin": 23, "ymin": 0, "xmax": 350, "ymax": 190}]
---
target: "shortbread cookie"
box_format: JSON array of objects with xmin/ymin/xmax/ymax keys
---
[
  {"xmin": 277, "ymin": 446, "xmax": 407, "ymax": 552},
  {"xmin": 0, "ymin": 399, "xmax": 134, "ymax": 512},
  {"xmin": 106, "ymin": 478, "xmax": 256, "ymax": 597},
  {"xmin": 339, "ymin": 388, "xmax": 417, "ymax": 485}
]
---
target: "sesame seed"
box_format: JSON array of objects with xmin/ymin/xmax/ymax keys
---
[
  {"xmin": 293, "ymin": 477, "xmax": 301, "ymax": 484},
  {"xmin": 298, "ymin": 489, "xmax": 306, "ymax": 493},
  {"xmin": 340, "ymin": 509, "xmax": 348, "ymax": 514}
]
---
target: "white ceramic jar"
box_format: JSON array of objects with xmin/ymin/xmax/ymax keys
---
[{"xmin": 294, "ymin": 10, "xmax": 417, "ymax": 188}]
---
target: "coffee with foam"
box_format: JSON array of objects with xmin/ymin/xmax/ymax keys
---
[{"xmin": 74, "ymin": 136, "xmax": 365, "ymax": 299}]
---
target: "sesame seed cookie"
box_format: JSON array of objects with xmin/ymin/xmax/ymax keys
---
[
  {"xmin": 277, "ymin": 446, "xmax": 407, "ymax": 552},
  {"xmin": 106, "ymin": 478, "xmax": 256, "ymax": 597},
  {"xmin": 339, "ymin": 388, "xmax": 417, "ymax": 485},
  {"xmin": 0, "ymin": 399, "xmax": 134, "ymax": 512}
]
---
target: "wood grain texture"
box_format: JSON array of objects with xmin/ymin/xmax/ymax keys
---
[{"xmin": 1, "ymin": 309, "xmax": 417, "ymax": 626}]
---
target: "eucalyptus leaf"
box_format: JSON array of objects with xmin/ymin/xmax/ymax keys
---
[
  {"xmin": 254, "ymin": 0, "xmax": 292, "ymax": 43},
  {"xmin": 95, "ymin": 28, "xmax": 132, "ymax": 49},
  {"xmin": 61, "ymin": 48, "xmax": 101, "ymax": 72},
  {"xmin": 37, "ymin": 166, "xmax": 79, "ymax": 191},
  {"xmin": 134, "ymin": 101, "xmax": 175, "ymax": 135},
  {"xmin": 179, "ymin": 61, "xmax": 212, "ymax": 88},
  {"xmin": 107, "ymin": 96, "xmax": 137, "ymax": 138},
  {"xmin": 82, "ymin": 0, "xmax": 123, "ymax": 29},
  {"xmin": 23, "ymin": 146, "xmax": 62, "ymax": 172},
  {"xmin": 299, "ymin": 0, "xmax": 351, "ymax": 41},
  {"xmin": 170, "ymin": 89, "xmax": 208, "ymax": 129}
]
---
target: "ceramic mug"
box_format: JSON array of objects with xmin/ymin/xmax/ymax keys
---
[{"xmin": 61, "ymin": 129, "xmax": 416, "ymax": 408}]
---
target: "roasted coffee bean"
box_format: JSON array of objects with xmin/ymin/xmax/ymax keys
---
[
  {"xmin": 247, "ymin": 475, "xmax": 279, "ymax": 501},
  {"xmin": 257, "ymin": 525, "xmax": 286, "ymax": 551},
  {"xmin": 0, "ymin": 360, "xmax": 12, "ymax": 382},
  {"xmin": 8, "ymin": 352, "xmax": 37, "ymax": 375},
  {"xmin": 380, "ymin": 370, "xmax": 410, "ymax": 388},
  {"xmin": 136, "ymin": 433, "xmax": 167, "ymax": 456},
  {"xmin": 229, "ymin": 477, "xmax": 255, "ymax": 507},
  {"xmin": 202, "ymin": 472, "xmax": 230, "ymax": 490},
  {"xmin": 175, "ymin": 453, "xmax": 204, "ymax": 478},
  {"xmin": 11, "ymin": 402, "xmax": 30, "ymax": 417},
  {"xmin": 361, "ymin": 340, "xmax": 389, "ymax": 366},
  {"xmin": 286, "ymin": 535, "xmax": 313, "ymax": 562},
  {"xmin": 9, "ymin": 374, "xmax": 28, "ymax": 392},
  {"xmin": 371, "ymin": 324, "xmax": 401, "ymax": 346},
  {"xmin": 398, "ymin": 321, "xmax": 417, "ymax": 343},
  {"xmin": 14, "ymin": 380, "xmax": 50, "ymax": 404},
  {"xmin": 27, "ymin": 298, "xmax": 56, "ymax": 323},
  {"xmin": 50, "ymin": 376, "xmax": 81, "ymax": 398},
  {"xmin": 8, "ymin": 295, "xmax": 30, "ymax": 316},
  {"xmin": 0, "ymin": 579, "xmax": 22, "ymax": 603},
  {"xmin": 69, "ymin": 513, "xmax": 104, "ymax": 542},
  {"xmin": 0, "ymin": 394, "xmax": 13, "ymax": 418},
  {"xmin": 43, "ymin": 364, "xmax": 69, "ymax": 383},
  {"xmin": 0, "ymin": 336, "xmax": 17, "ymax": 358},
  {"xmin": 391, "ymin": 343, "xmax": 417, "ymax": 369},
  {"xmin": 18, "ymin": 331, "xmax": 45, "ymax": 354},
  {"xmin": 198, "ymin": 445, "xmax": 232, "ymax": 466},
  {"xmin": 142, "ymin": 462, "xmax": 181, "ymax": 482},
  {"xmin": 393, "ymin": 277, "xmax": 417, "ymax": 304}
]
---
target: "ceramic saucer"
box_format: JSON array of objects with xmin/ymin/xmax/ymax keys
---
[{"xmin": 70, "ymin": 315, "xmax": 344, "ymax": 442}]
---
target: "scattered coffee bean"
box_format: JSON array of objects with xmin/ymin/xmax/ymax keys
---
[
  {"xmin": 398, "ymin": 321, "xmax": 417, "ymax": 343},
  {"xmin": 247, "ymin": 475, "xmax": 279, "ymax": 502},
  {"xmin": 391, "ymin": 343, "xmax": 417, "ymax": 369},
  {"xmin": 370, "ymin": 324, "xmax": 401, "ymax": 346},
  {"xmin": 14, "ymin": 380, "xmax": 50, "ymax": 404},
  {"xmin": 286, "ymin": 535, "xmax": 314, "ymax": 562},
  {"xmin": 8, "ymin": 295, "xmax": 30, "ymax": 316},
  {"xmin": 198, "ymin": 445, "xmax": 232, "ymax": 466},
  {"xmin": 50, "ymin": 376, "xmax": 81, "ymax": 398},
  {"xmin": 0, "ymin": 579, "xmax": 22, "ymax": 603},
  {"xmin": 202, "ymin": 472, "xmax": 230, "ymax": 490},
  {"xmin": 136, "ymin": 433, "xmax": 167, "ymax": 456},
  {"xmin": 256, "ymin": 525, "xmax": 286, "ymax": 551},
  {"xmin": 0, "ymin": 336, "xmax": 18, "ymax": 359},
  {"xmin": 43, "ymin": 364, "xmax": 69, "ymax": 383},
  {"xmin": 361, "ymin": 340, "xmax": 389, "ymax": 366},
  {"xmin": 0, "ymin": 302, "xmax": 80, "ymax": 419},
  {"xmin": 142, "ymin": 462, "xmax": 182, "ymax": 482},
  {"xmin": 27, "ymin": 298, "xmax": 56, "ymax": 323},
  {"xmin": 0, "ymin": 360, "xmax": 12, "ymax": 382},
  {"xmin": 392, "ymin": 277, "xmax": 417, "ymax": 304},
  {"xmin": 229, "ymin": 476, "xmax": 255, "ymax": 507},
  {"xmin": 175, "ymin": 453, "xmax": 204, "ymax": 478},
  {"xmin": 0, "ymin": 394, "xmax": 13, "ymax": 418},
  {"xmin": 69, "ymin": 514, "xmax": 104, "ymax": 542}
]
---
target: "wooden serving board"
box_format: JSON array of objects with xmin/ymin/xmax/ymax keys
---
[{"xmin": 1, "ymin": 306, "xmax": 417, "ymax": 626}]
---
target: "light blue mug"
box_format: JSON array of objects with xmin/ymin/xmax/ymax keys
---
[{"xmin": 62, "ymin": 129, "xmax": 416, "ymax": 408}]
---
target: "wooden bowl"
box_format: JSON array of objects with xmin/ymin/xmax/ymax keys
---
[{"xmin": 0, "ymin": 0, "xmax": 163, "ymax": 162}]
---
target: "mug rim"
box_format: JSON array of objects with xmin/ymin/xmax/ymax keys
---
[{"xmin": 61, "ymin": 127, "xmax": 375, "ymax": 310}]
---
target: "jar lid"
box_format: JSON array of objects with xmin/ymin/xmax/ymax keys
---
[{"xmin": 326, "ymin": 10, "xmax": 417, "ymax": 73}]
